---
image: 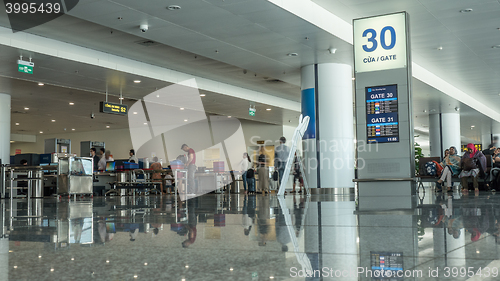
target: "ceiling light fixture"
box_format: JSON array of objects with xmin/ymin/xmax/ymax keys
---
[
  {"xmin": 287, "ymin": 53, "xmax": 298, "ymax": 57},
  {"xmin": 167, "ymin": 5, "xmax": 181, "ymax": 10},
  {"xmin": 460, "ymin": 8, "xmax": 473, "ymax": 13},
  {"xmin": 24, "ymin": 107, "xmax": 29, "ymax": 110},
  {"xmin": 133, "ymin": 112, "xmax": 138, "ymax": 114},
  {"xmin": 471, "ymin": 125, "xmax": 475, "ymax": 128},
  {"xmin": 15, "ymin": 123, "xmax": 19, "ymax": 126},
  {"xmin": 117, "ymin": 17, "xmax": 123, "ymax": 20},
  {"xmin": 38, "ymin": 82, "xmax": 44, "ymax": 86},
  {"xmin": 144, "ymin": 123, "xmax": 148, "ymax": 125},
  {"xmin": 106, "ymin": 126, "xmax": 110, "ymax": 128},
  {"xmin": 492, "ymin": 45, "xmax": 500, "ymax": 49},
  {"xmin": 71, "ymin": 128, "xmax": 75, "ymax": 131},
  {"xmin": 51, "ymin": 120, "xmax": 55, "ymax": 122},
  {"xmin": 39, "ymin": 131, "xmax": 43, "ymax": 134},
  {"xmin": 119, "ymin": 97, "xmax": 124, "ymax": 100},
  {"xmin": 184, "ymin": 119, "xmax": 188, "ymax": 122},
  {"xmin": 200, "ymin": 94, "xmax": 206, "ymax": 97},
  {"xmin": 266, "ymin": 108, "xmax": 271, "ymax": 111},
  {"xmin": 228, "ymin": 116, "xmax": 231, "ymax": 118},
  {"xmin": 69, "ymin": 102, "xmax": 74, "ymax": 105},
  {"xmin": 437, "ymin": 46, "xmax": 443, "ymax": 50},
  {"xmin": 328, "ymin": 48, "xmax": 337, "ymax": 54},
  {"xmin": 455, "ymin": 107, "xmax": 460, "ymax": 111},
  {"xmin": 134, "ymin": 80, "xmax": 141, "ymax": 83},
  {"xmin": 352, "ymin": 77, "xmax": 356, "ymax": 80},
  {"xmin": 180, "ymin": 108, "xmax": 184, "ymax": 110}
]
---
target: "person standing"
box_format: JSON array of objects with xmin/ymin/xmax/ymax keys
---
[
  {"xmin": 128, "ymin": 149, "xmax": 138, "ymax": 163},
  {"xmin": 98, "ymin": 150, "xmax": 114, "ymax": 171},
  {"xmin": 99, "ymin": 148, "xmax": 105, "ymax": 159},
  {"xmin": 274, "ymin": 137, "xmax": 290, "ymax": 188},
  {"xmin": 90, "ymin": 147, "xmax": 100, "ymax": 171},
  {"xmin": 258, "ymin": 147, "xmax": 269, "ymax": 195},
  {"xmin": 150, "ymin": 157, "xmax": 163, "ymax": 194},
  {"xmin": 181, "ymin": 144, "xmax": 196, "ymax": 194},
  {"xmin": 239, "ymin": 152, "xmax": 251, "ymax": 194}
]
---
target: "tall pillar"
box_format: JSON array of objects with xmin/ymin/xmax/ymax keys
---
[
  {"xmin": 0, "ymin": 94, "xmax": 10, "ymax": 165},
  {"xmin": 301, "ymin": 63, "xmax": 355, "ymax": 189},
  {"xmin": 428, "ymin": 113, "xmax": 461, "ymax": 158}
]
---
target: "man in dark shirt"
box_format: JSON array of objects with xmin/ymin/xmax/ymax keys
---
[{"xmin": 90, "ymin": 148, "xmax": 100, "ymax": 171}]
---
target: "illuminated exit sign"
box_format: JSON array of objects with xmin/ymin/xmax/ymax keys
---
[{"xmin": 17, "ymin": 60, "xmax": 34, "ymax": 74}]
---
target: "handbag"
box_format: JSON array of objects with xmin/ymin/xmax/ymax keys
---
[
  {"xmin": 462, "ymin": 157, "xmax": 476, "ymax": 171},
  {"xmin": 272, "ymin": 170, "xmax": 279, "ymax": 181},
  {"xmin": 432, "ymin": 161, "xmax": 443, "ymax": 177}
]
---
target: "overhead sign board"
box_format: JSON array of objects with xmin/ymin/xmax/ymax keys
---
[
  {"xmin": 100, "ymin": 101, "xmax": 128, "ymax": 116},
  {"xmin": 249, "ymin": 107, "xmax": 256, "ymax": 116},
  {"xmin": 366, "ymin": 84, "xmax": 399, "ymax": 143},
  {"xmin": 353, "ymin": 12, "xmax": 407, "ymax": 73},
  {"xmin": 17, "ymin": 60, "xmax": 34, "ymax": 74}
]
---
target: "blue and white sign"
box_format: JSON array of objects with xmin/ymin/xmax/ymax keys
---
[
  {"xmin": 366, "ymin": 84, "xmax": 399, "ymax": 143},
  {"xmin": 354, "ymin": 13, "xmax": 407, "ymax": 73}
]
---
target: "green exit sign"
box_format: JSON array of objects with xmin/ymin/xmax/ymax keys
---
[
  {"xmin": 17, "ymin": 60, "xmax": 34, "ymax": 74},
  {"xmin": 249, "ymin": 107, "xmax": 256, "ymax": 116}
]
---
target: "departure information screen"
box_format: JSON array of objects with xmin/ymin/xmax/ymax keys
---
[
  {"xmin": 366, "ymin": 84, "xmax": 399, "ymax": 143},
  {"xmin": 370, "ymin": 252, "xmax": 404, "ymax": 280}
]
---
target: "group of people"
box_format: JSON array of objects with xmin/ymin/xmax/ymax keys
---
[
  {"xmin": 238, "ymin": 136, "xmax": 304, "ymax": 195},
  {"xmin": 436, "ymin": 143, "xmax": 495, "ymax": 193}
]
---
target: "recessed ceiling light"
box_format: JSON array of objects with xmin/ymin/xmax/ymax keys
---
[
  {"xmin": 13, "ymin": 266, "xmax": 17, "ymax": 269},
  {"xmin": 184, "ymin": 119, "xmax": 188, "ymax": 122},
  {"xmin": 230, "ymin": 268, "xmax": 234, "ymax": 271},
  {"xmin": 492, "ymin": 45, "xmax": 500, "ymax": 49},
  {"xmin": 287, "ymin": 53, "xmax": 298, "ymax": 57},
  {"xmin": 24, "ymin": 107, "xmax": 29, "ymax": 110},
  {"xmin": 437, "ymin": 46, "xmax": 443, "ymax": 50},
  {"xmin": 133, "ymin": 112, "xmax": 138, "ymax": 114},
  {"xmin": 200, "ymin": 94, "xmax": 206, "ymax": 97},
  {"xmin": 180, "ymin": 108, "xmax": 184, "ymax": 110},
  {"xmin": 71, "ymin": 258, "xmax": 74, "ymax": 261},
  {"xmin": 134, "ymin": 80, "xmax": 141, "ymax": 83},
  {"xmin": 106, "ymin": 126, "xmax": 110, "ymax": 128},
  {"xmin": 50, "ymin": 268, "xmax": 54, "ymax": 272},
  {"xmin": 117, "ymin": 17, "xmax": 123, "ymax": 20},
  {"xmin": 119, "ymin": 97, "xmax": 124, "ymax": 100},
  {"xmin": 471, "ymin": 125, "xmax": 475, "ymax": 128},
  {"xmin": 144, "ymin": 123, "xmax": 148, "ymax": 125},
  {"xmin": 460, "ymin": 8, "xmax": 473, "ymax": 13},
  {"xmin": 39, "ymin": 131, "xmax": 43, "ymax": 134},
  {"xmin": 38, "ymin": 83, "xmax": 44, "ymax": 86},
  {"xmin": 69, "ymin": 102, "xmax": 74, "ymax": 105},
  {"xmin": 10, "ymin": 141, "xmax": 14, "ymax": 143},
  {"xmin": 266, "ymin": 108, "xmax": 271, "ymax": 111},
  {"xmin": 423, "ymin": 110, "xmax": 427, "ymax": 113},
  {"xmin": 144, "ymin": 263, "xmax": 148, "ymax": 266},
  {"xmin": 228, "ymin": 116, "xmax": 231, "ymax": 118},
  {"xmin": 71, "ymin": 128, "xmax": 75, "ymax": 131},
  {"xmin": 352, "ymin": 77, "xmax": 356, "ymax": 80},
  {"xmin": 51, "ymin": 120, "xmax": 56, "ymax": 122},
  {"xmin": 167, "ymin": 5, "xmax": 181, "ymax": 10},
  {"xmin": 15, "ymin": 123, "xmax": 19, "ymax": 126}
]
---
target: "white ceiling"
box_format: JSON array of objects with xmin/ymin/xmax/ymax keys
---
[{"xmin": 0, "ymin": 0, "xmax": 498, "ymax": 145}]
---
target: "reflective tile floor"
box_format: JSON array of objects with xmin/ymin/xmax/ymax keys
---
[{"xmin": 1, "ymin": 188, "xmax": 500, "ymax": 280}]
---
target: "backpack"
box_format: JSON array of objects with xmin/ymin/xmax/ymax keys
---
[
  {"xmin": 246, "ymin": 168, "xmax": 255, "ymax": 178},
  {"xmin": 425, "ymin": 162, "xmax": 437, "ymax": 176}
]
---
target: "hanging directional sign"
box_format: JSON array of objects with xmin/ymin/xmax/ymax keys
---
[
  {"xmin": 249, "ymin": 107, "xmax": 256, "ymax": 116},
  {"xmin": 17, "ymin": 60, "xmax": 34, "ymax": 74},
  {"xmin": 100, "ymin": 101, "xmax": 128, "ymax": 116}
]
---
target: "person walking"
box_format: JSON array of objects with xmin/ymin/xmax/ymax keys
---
[
  {"xmin": 258, "ymin": 147, "xmax": 269, "ymax": 195},
  {"xmin": 239, "ymin": 152, "xmax": 251, "ymax": 194},
  {"xmin": 181, "ymin": 144, "xmax": 196, "ymax": 195},
  {"xmin": 274, "ymin": 137, "xmax": 290, "ymax": 188}
]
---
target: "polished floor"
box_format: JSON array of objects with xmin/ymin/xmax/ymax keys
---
[{"xmin": 1, "ymin": 188, "xmax": 500, "ymax": 280}]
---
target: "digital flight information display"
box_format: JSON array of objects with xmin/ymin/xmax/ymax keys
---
[
  {"xmin": 370, "ymin": 252, "xmax": 404, "ymax": 280},
  {"xmin": 366, "ymin": 84, "xmax": 399, "ymax": 143}
]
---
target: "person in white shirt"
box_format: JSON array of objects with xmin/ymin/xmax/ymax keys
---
[
  {"xmin": 239, "ymin": 152, "xmax": 251, "ymax": 194},
  {"xmin": 98, "ymin": 150, "xmax": 115, "ymax": 171},
  {"xmin": 128, "ymin": 149, "xmax": 138, "ymax": 163}
]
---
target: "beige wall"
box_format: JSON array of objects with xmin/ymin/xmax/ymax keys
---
[
  {"xmin": 10, "ymin": 129, "xmax": 133, "ymax": 159},
  {"xmin": 10, "ymin": 119, "xmax": 284, "ymax": 159}
]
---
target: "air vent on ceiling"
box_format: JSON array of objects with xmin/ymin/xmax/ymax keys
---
[{"xmin": 136, "ymin": 40, "xmax": 160, "ymax": 47}]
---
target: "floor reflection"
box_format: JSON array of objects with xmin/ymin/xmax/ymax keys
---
[{"xmin": 2, "ymin": 189, "xmax": 500, "ymax": 280}]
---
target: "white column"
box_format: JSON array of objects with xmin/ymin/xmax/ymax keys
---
[
  {"xmin": 428, "ymin": 113, "xmax": 461, "ymax": 157},
  {"xmin": 481, "ymin": 133, "xmax": 492, "ymax": 149},
  {"xmin": 441, "ymin": 113, "xmax": 461, "ymax": 151},
  {"xmin": 301, "ymin": 63, "xmax": 355, "ymax": 188},
  {"xmin": 0, "ymin": 94, "xmax": 10, "ymax": 165},
  {"xmin": 429, "ymin": 114, "xmax": 441, "ymax": 157}
]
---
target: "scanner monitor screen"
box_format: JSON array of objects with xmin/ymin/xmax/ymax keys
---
[{"xmin": 105, "ymin": 161, "xmax": 116, "ymax": 172}]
